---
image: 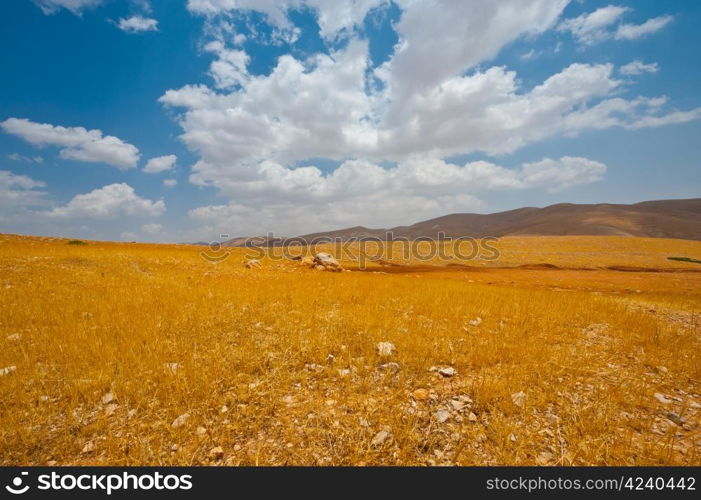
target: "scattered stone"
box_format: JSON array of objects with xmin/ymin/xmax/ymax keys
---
[
  {"xmin": 282, "ymin": 395, "xmax": 295, "ymax": 404},
  {"xmin": 377, "ymin": 362, "xmax": 400, "ymax": 374},
  {"xmin": 81, "ymin": 441, "xmax": 95, "ymax": 454},
  {"xmin": 304, "ymin": 363, "xmax": 324, "ymax": 373},
  {"xmin": 413, "ymin": 388, "xmax": 429, "ymax": 400},
  {"xmin": 196, "ymin": 426, "xmax": 207, "ymax": 436},
  {"xmin": 469, "ymin": 317, "xmax": 483, "ymax": 327},
  {"xmin": 47, "ymin": 460, "xmax": 57, "ymax": 466},
  {"xmin": 468, "ymin": 412, "xmax": 478, "ymax": 422},
  {"xmin": 666, "ymin": 412, "xmax": 686, "ymax": 426},
  {"xmin": 435, "ymin": 409, "xmax": 451, "ymax": 423},
  {"xmin": 376, "ymin": 342, "xmax": 396, "ymax": 357},
  {"xmin": 165, "ymin": 363, "xmax": 180, "ymax": 374},
  {"xmin": 654, "ymin": 393, "xmax": 672, "ymax": 405},
  {"xmin": 371, "ymin": 430, "xmax": 392, "ymax": 447},
  {"xmin": 689, "ymin": 401, "xmax": 701, "ymax": 409},
  {"xmin": 450, "ymin": 399, "xmax": 468, "ymax": 411},
  {"xmin": 244, "ymin": 259, "xmax": 261, "ymax": 269},
  {"xmin": 326, "ymin": 354, "xmax": 335, "ymax": 364},
  {"xmin": 221, "ymin": 405, "xmax": 228, "ymax": 413},
  {"xmin": 127, "ymin": 409, "xmax": 137, "ymax": 419},
  {"xmin": 6, "ymin": 334, "xmax": 21, "ymax": 341},
  {"xmin": 512, "ymin": 391, "xmax": 527, "ymax": 407},
  {"xmin": 209, "ymin": 446, "xmax": 225, "ymax": 461},
  {"xmin": 104, "ymin": 404, "xmax": 119, "ymax": 416},
  {"xmin": 0, "ymin": 366, "xmax": 17, "ymax": 376},
  {"xmin": 438, "ymin": 367, "xmax": 457, "ymax": 378},
  {"xmin": 313, "ymin": 252, "xmax": 342, "ymax": 271},
  {"xmin": 337, "ymin": 368, "xmax": 351, "ymax": 378},
  {"xmin": 233, "ymin": 444, "xmax": 242, "ymax": 452},
  {"xmin": 536, "ymin": 451, "xmax": 554, "ymax": 465},
  {"xmin": 171, "ymin": 412, "xmax": 190, "ymax": 428},
  {"xmin": 656, "ymin": 366, "xmax": 668, "ymax": 375},
  {"xmin": 101, "ymin": 392, "xmax": 115, "ymax": 405},
  {"xmin": 300, "ymin": 256, "xmax": 315, "ymax": 267}
]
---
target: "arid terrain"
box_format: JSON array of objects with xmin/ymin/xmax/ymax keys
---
[{"xmin": 1, "ymin": 233, "xmax": 700, "ymax": 465}]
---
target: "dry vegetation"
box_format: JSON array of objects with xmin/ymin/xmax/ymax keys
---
[{"xmin": 0, "ymin": 233, "xmax": 700, "ymax": 465}]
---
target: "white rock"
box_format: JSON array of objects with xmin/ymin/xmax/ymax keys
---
[
  {"xmin": 654, "ymin": 392, "xmax": 672, "ymax": 405},
  {"xmin": 0, "ymin": 366, "xmax": 17, "ymax": 376},
  {"xmin": 6, "ymin": 334, "xmax": 21, "ymax": 341},
  {"xmin": 435, "ymin": 409, "xmax": 451, "ymax": 423},
  {"xmin": 377, "ymin": 362, "xmax": 401, "ymax": 374},
  {"xmin": 371, "ymin": 430, "xmax": 392, "ymax": 447},
  {"xmin": 171, "ymin": 412, "xmax": 190, "ymax": 428},
  {"xmin": 196, "ymin": 426, "xmax": 207, "ymax": 436},
  {"xmin": 165, "ymin": 363, "xmax": 180, "ymax": 374},
  {"xmin": 438, "ymin": 367, "xmax": 457, "ymax": 378},
  {"xmin": 314, "ymin": 252, "xmax": 341, "ymax": 270},
  {"xmin": 511, "ymin": 391, "xmax": 527, "ymax": 407},
  {"xmin": 244, "ymin": 259, "xmax": 261, "ymax": 269},
  {"xmin": 101, "ymin": 392, "xmax": 115, "ymax": 405},
  {"xmin": 468, "ymin": 412, "xmax": 478, "ymax": 422},
  {"xmin": 104, "ymin": 404, "xmax": 119, "ymax": 416},
  {"xmin": 469, "ymin": 317, "xmax": 483, "ymax": 327},
  {"xmin": 376, "ymin": 342, "xmax": 396, "ymax": 357}
]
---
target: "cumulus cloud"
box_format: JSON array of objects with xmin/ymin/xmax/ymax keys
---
[
  {"xmin": 160, "ymin": 0, "xmax": 699, "ymax": 236},
  {"xmin": 187, "ymin": 0, "xmax": 388, "ymax": 40},
  {"xmin": 117, "ymin": 15, "xmax": 159, "ymax": 33},
  {"xmin": 33, "ymin": 0, "xmax": 103, "ymax": 16},
  {"xmin": 615, "ymin": 15, "xmax": 673, "ymax": 40},
  {"xmin": 0, "ymin": 171, "xmax": 47, "ymax": 212},
  {"xmin": 0, "ymin": 118, "xmax": 139, "ymax": 169},
  {"xmin": 558, "ymin": 6, "xmax": 672, "ymax": 45},
  {"xmin": 47, "ymin": 183, "xmax": 165, "ymax": 218},
  {"xmin": 620, "ymin": 60, "xmax": 659, "ymax": 76},
  {"xmin": 187, "ymin": 156, "xmax": 606, "ymax": 235},
  {"xmin": 143, "ymin": 154, "xmax": 177, "ymax": 173},
  {"xmin": 163, "ymin": 179, "xmax": 177, "ymax": 188},
  {"xmin": 557, "ymin": 5, "xmax": 629, "ymax": 45}
]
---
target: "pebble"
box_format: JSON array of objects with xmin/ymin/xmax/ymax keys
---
[
  {"xmin": 438, "ymin": 367, "xmax": 457, "ymax": 378},
  {"xmin": 435, "ymin": 409, "xmax": 451, "ymax": 423},
  {"xmin": 104, "ymin": 404, "xmax": 119, "ymax": 416},
  {"xmin": 468, "ymin": 412, "xmax": 478, "ymax": 422},
  {"xmin": 196, "ymin": 426, "xmax": 207, "ymax": 436},
  {"xmin": 511, "ymin": 391, "xmax": 527, "ymax": 407},
  {"xmin": 101, "ymin": 392, "xmax": 115, "ymax": 405},
  {"xmin": 371, "ymin": 430, "xmax": 392, "ymax": 447},
  {"xmin": 377, "ymin": 362, "xmax": 401, "ymax": 374},
  {"xmin": 654, "ymin": 393, "xmax": 672, "ymax": 405},
  {"xmin": 376, "ymin": 342, "xmax": 396, "ymax": 357},
  {"xmin": 469, "ymin": 317, "xmax": 482, "ymax": 327},
  {"xmin": 209, "ymin": 446, "xmax": 224, "ymax": 461},
  {"xmin": 171, "ymin": 412, "xmax": 190, "ymax": 428}
]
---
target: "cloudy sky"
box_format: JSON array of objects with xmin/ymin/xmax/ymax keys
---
[{"xmin": 1, "ymin": 0, "xmax": 700, "ymax": 242}]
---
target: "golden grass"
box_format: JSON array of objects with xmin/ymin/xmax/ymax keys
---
[{"xmin": 0, "ymin": 233, "xmax": 699, "ymax": 465}]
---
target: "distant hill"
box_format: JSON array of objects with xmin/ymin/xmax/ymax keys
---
[{"xmin": 222, "ymin": 198, "xmax": 701, "ymax": 245}]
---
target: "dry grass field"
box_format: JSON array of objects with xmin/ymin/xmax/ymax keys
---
[{"xmin": 0, "ymin": 233, "xmax": 700, "ymax": 466}]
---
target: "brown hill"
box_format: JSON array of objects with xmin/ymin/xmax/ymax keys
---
[{"xmin": 224, "ymin": 198, "xmax": 701, "ymax": 245}]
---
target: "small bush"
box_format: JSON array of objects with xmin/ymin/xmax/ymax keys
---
[
  {"xmin": 668, "ymin": 256, "xmax": 701, "ymax": 264},
  {"xmin": 67, "ymin": 240, "xmax": 87, "ymax": 246}
]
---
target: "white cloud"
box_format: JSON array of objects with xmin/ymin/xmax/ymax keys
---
[
  {"xmin": 143, "ymin": 154, "xmax": 177, "ymax": 173},
  {"xmin": 0, "ymin": 171, "xmax": 47, "ymax": 212},
  {"xmin": 187, "ymin": 0, "xmax": 388, "ymax": 40},
  {"xmin": 187, "ymin": 156, "xmax": 606, "ymax": 235},
  {"xmin": 48, "ymin": 183, "xmax": 165, "ymax": 218},
  {"xmin": 557, "ymin": 5, "xmax": 629, "ymax": 45},
  {"xmin": 163, "ymin": 179, "xmax": 177, "ymax": 188},
  {"xmin": 1, "ymin": 118, "xmax": 139, "ymax": 170},
  {"xmin": 33, "ymin": 0, "xmax": 103, "ymax": 16},
  {"xmin": 141, "ymin": 223, "xmax": 163, "ymax": 233},
  {"xmin": 7, "ymin": 153, "xmax": 44, "ymax": 163},
  {"xmin": 117, "ymin": 16, "xmax": 159, "ymax": 33},
  {"xmin": 161, "ymin": 0, "xmax": 699, "ymax": 236},
  {"xmin": 620, "ymin": 60, "xmax": 659, "ymax": 76},
  {"xmin": 616, "ymin": 15, "xmax": 673, "ymax": 40},
  {"xmin": 120, "ymin": 231, "xmax": 138, "ymax": 240}
]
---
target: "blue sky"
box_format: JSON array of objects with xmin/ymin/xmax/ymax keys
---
[{"xmin": 1, "ymin": 0, "xmax": 700, "ymax": 242}]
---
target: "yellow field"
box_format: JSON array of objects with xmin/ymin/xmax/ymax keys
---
[{"xmin": 1, "ymin": 233, "xmax": 700, "ymax": 465}]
